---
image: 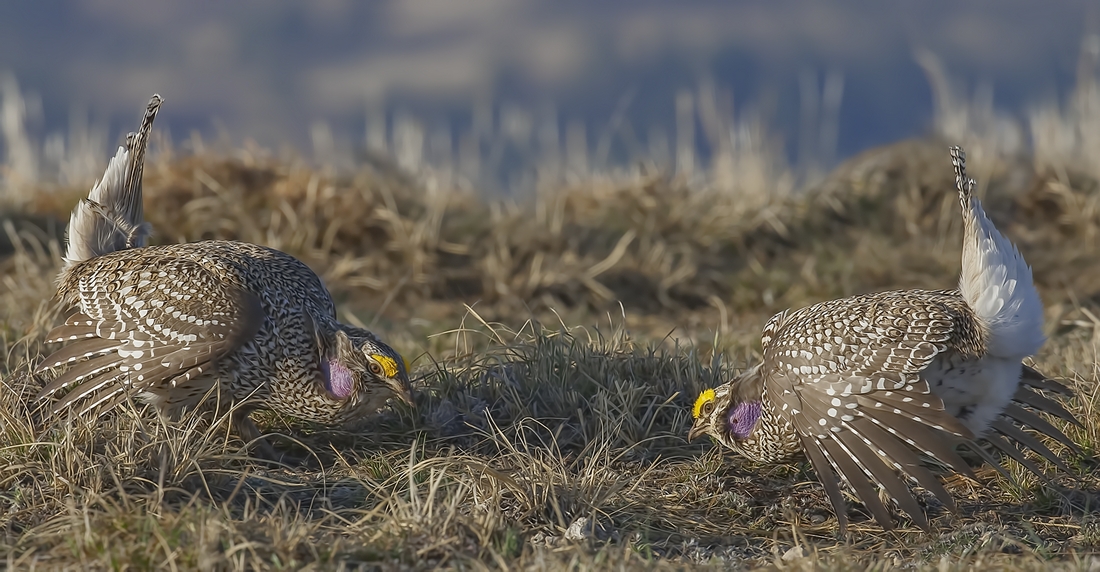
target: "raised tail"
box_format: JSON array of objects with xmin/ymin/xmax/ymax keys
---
[
  {"xmin": 950, "ymin": 146, "xmax": 1045, "ymax": 358},
  {"xmin": 62, "ymin": 94, "xmax": 162, "ymax": 269}
]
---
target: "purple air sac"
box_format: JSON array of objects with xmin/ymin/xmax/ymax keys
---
[
  {"xmin": 728, "ymin": 401, "xmax": 763, "ymax": 440},
  {"xmin": 321, "ymin": 358, "xmax": 355, "ymax": 399}
]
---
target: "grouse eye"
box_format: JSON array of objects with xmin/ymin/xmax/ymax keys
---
[
  {"xmin": 701, "ymin": 401, "xmax": 715, "ymax": 416},
  {"xmin": 368, "ymin": 362, "xmax": 384, "ymax": 376}
]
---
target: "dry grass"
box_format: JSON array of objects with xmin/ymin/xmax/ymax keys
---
[{"xmin": 2, "ymin": 135, "xmax": 1100, "ymax": 570}]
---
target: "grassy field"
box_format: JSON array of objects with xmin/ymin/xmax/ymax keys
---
[{"xmin": 2, "ymin": 130, "xmax": 1100, "ymax": 570}]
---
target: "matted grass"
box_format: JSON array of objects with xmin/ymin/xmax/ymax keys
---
[{"xmin": 2, "ymin": 138, "xmax": 1099, "ymax": 570}]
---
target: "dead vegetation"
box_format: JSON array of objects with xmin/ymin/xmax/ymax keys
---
[{"xmin": 2, "ymin": 136, "xmax": 1100, "ymax": 570}]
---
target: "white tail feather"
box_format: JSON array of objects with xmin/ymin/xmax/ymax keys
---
[
  {"xmin": 951, "ymin": 147, "xmax": 1045, "ymax": 358},
  {"xmin": 62, "ymin": 95, "xmax": 161, "ymax": 269}
]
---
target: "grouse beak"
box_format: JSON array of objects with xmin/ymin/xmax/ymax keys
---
[
  {"xmin": 688, "ymin": 419, "xmax": 708, "ymax": 442},
  {"xmin": 393, "ymin": 376, "xmax": 416, "ymax": 409}
]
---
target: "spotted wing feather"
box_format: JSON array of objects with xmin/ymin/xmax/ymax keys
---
[
  {"xmin": 37, "ymin": 253, "xmax": 264, "ymax": 418},
  {"xmin": 979, "ymin": 366, "xmax": 1081, "ymax": 480},
  {"xmin": 1010, "ymin": 385, "xmax": 1080, "ymax": 428},
  {"xmin": 1002, "ymin": 403, "xmax": 1081, "ymax": 454},
  {"xmin": 1019, "ymin": 365, "xmax": 1074, "ymax": 395},
  {"xmin": 763, "ymin": 292, "xmax": 978, "ymax": 532}
]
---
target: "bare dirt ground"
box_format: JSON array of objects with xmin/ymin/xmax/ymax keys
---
[{"xmin": 2, "ymin": 138, "xmax": 1099, "ymax": 570}]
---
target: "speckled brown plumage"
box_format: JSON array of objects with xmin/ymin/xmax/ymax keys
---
[
  {"xmin": 690, "ymin": 146, "xmax": 1083, "ymax": 533},
  {"xmin": 35, "ymin": 95, "xmax": 414, "ymax": 451}
]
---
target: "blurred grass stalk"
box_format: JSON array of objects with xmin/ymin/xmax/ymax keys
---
[{"xmin": 4, "ymin": 36, "xmax": 1100, "ymax": 208}]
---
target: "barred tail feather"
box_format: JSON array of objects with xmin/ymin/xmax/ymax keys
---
[
  {"xmin": 950, "ymin": 146, "xmax": 1045, "ymax": 358},
  {"xmin": 62, "ymin": 95, "xmax": 162, "ymax": 268}
]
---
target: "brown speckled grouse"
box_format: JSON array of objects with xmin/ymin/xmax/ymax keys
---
[
  {"xmin": 35, "ymin": 95, "xmax": 414, "ymax": 454},
  {"xmin": 689, "ymin": 146, "xmax": 1082, "ymax": 533}
]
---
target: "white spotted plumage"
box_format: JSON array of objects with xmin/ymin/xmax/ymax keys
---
[
  {"xmin": 35, "ymin": 95, "xmax": 415, "ymax": 454},
  {"xmin": 690, "ymin": 146, "xmax": 1083, "ymax": 534}
]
